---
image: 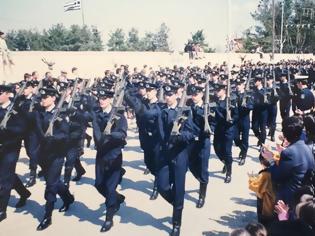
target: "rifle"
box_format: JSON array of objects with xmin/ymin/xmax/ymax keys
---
[
  {"xmin": 0, "ymin": 82, "xmax": 27, "ymax": 129},
  {"xmin": 203, "ymin": 75, "xmax": 211, "ymax": 135},
  {"xmin": 226, "ymin": 70, "xmax": 232, "ymax": 123},
  {"xmin": 67, "ymin": 78, "xmax": 81, "ymax": 110},
  {"xmin": 29, "ymin": 79, "xmax": 44, "ymax": 112},
  {"xmin": 158, "ymin": 83, "xmax": 164, "ymax": 103},
  {"xmin": 272, "ymin": 65, "xmax": 279, "ymax": 97},
  {"xmin": 44, "ymin": 87, "xmax": 69, "ymax": 137},
  {"xmin": 103, "ymin": 75, "xmax": 126, "ymax": 136},
  {"xmin": 263, "ymin": 68, "xmax": 268, "ymax": 104},
  {"xmin": 287, "ymin": 67, "xmax": 293, "ymax": 96},
  {"xmin": 170, "ymin": 84, "xmax": 190, "ymax": 136},
  {"xmin": 241, "ymin": 70, "xmax": 252, "ymax": 107}
]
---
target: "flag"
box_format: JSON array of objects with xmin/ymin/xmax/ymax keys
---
[{"xmin": 64, "ymin": 0, "xmax": 81, "ymax": 12}]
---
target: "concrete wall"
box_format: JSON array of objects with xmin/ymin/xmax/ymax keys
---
[{"xmin": 1, "ymin": 51, "xmax": 314, "ymax": 82}]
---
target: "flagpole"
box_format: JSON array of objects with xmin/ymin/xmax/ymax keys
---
[{"xmin": 81, "ymin": 0, "xmax": 85, "ymax": 25}]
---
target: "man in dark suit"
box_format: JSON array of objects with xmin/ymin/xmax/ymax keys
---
[{"xmin": 262, "ymin": 116, "xmax": 315, "ymax": 207}]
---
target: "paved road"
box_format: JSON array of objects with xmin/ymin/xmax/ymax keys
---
[{"xmin": 1, "ymin": 119, "xmax": 279, "ymax": 236}]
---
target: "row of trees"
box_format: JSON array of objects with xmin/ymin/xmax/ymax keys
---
[
  {"xmin": 6, "ymin": 24, "xmax": 103, "ymax": 51},
  {"xmin": 243, "ymin": 0, "xmax": 315, "ymax": 53},
  {"xmin": 107, "ymin": 23, "xmax": 170, "ymax": 51},
  {"xmin": 6, "ymin": 23, "xmax": 215, "ymax": 52}
]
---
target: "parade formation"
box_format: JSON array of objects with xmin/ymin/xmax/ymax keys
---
[{"xmin": 0, "ymin": 48, "xmax": 315, "ymax": 235}]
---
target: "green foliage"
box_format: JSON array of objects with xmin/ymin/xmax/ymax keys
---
[
  {"xmin": 187, "ymin": 30, "xmax": 216, "ymax": 53},
  {"xmin": 6, "ymin": 24, "xmax": 103, "ymax": 51},
  {"xmin": 243, "ymin": 0, "xmax": 315, "ymax": 53},
  {"xmin": 107, "ymin": 23, "xmax": 171, "ymax": 52}
]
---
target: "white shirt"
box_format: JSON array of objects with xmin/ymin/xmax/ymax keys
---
[
  {"xmin": 102, "ymin": 105, "xmax": 112, "ymax": 114},
  {"xmin": 45, "ymin": 104, "xmax": 56, "ymax": 112},
  {"xmin": 1, "ymin": 100, "xmax": 10, "ymax": 109}
]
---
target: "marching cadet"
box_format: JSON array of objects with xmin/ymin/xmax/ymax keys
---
[
  {"xmin": 35, "ymin": 86, "xmax": 74, "ymax": 231},
  {"xmin": 292, "ymin": 75, "xmax": 315, "ymax": 116},
  {"xmin": 18, "ymin": 80, "xmax": 41, "ymax": 188},
  {"xmin": 234, "ymin": 77, "xmax": 253, "ymax": 165},
  {"xmin": 61, "ymin": 80, "xmax": 90, "ymax": 187},
  {"xmin": 188, "ymin": 84, "xmax": 210, "ymax": 208},
  {"xmin": 278, "ymin": 70, "xmax": 292, "ymax": 120},
  {"xmin": 0, "ymin": 84, "xmax": 31, "ymax": 222},
  {"xmin": 266, "ymin": 74, "xmax": 279, "ymax": 142},
  {"xmin": 157, "ymin": 84, "xmax": 198, "ymax": 236},
  {"xmin": 252, "ymin": 75, "xmax": 268, "ymax": 147},
  {"xmin": 124, "ymin": 82, "xmax": 164, "ymax": 200},
  {"xmin": 212, "ymin": 83, "xmax": 239, "ymax": 183},
  {"xmin": 91, "ymin": 88, "xmax": 127, "ymax": 232}
]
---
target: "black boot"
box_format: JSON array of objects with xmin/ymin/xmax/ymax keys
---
[
  {"xmin": 100, "ymin": 213, "xmax": 114, "ymax": 232},
  {"xmin": 37, "ymin": 202, "xmax": 53, "ymax": 231},
  {"xmin": 221, "ymin": 165, "xmax": 226, "ymax": 174},
  {"xmin": 25, "ymin": 170, "xmax": 36, "ymax": 188},
  {"xmin": 0, "ymin": 211, "xmax": 7, "ymax": 222},
  {"xmin": 15, "ymin": 190, "xmax": 31, "ymax": 208},
  {"xmin": 63, "ymin": 167, "xmax": 72, "ymax": 188},
  {"xmin": 196, "ymin": 183, "xmax": 207, "ymax": 208},
  {"xmin": 72, "ymin": 161, "xmax": 86, "ymax": 182},
  {"xmin": 59, "ymin": 193, "xmax": 74, "ymax": 212},
  {"xmin": 86, "ymin": 134, "xmax": 92, "ymax": 148},
  {"xmin": 143, "ymin": 168, "xmax": 150, "ymax": 175},
  {"xmin": 224, "ymin": 164, "xmax": 232, "ymax": 184},
  {"xmin": 239, "ymin": 152, "xmax": 246, "ymax": 166},
  {"xmin": 150, "ymin": 187, "xmax": 158, "ymax": 200},
  {"xmin": 171, "ymin": 209, "xmax": 182, "ymax": 236}
]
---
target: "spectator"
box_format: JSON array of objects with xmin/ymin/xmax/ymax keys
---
[{"xmin": 261, "ymin": 116, "xmax": 315, "ymax": 207}]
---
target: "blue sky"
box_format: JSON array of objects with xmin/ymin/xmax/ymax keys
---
[{"xmin": 0, "ymin": 0, "xmax": 259, "ymax": 51}]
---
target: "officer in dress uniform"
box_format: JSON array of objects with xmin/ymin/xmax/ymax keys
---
[
  {"xmin": 187, "ymin": 84, "xmax": 210, "ymax": 208},
  {"xmin": 266, "ymin": 74, "xmax": 279, "ymax": 142},
  {"xmin": 278, "ymin": 70, "xmax": 292, "ymax": 120},
  {"xmin": 212, "ymin": 83, "xmax": 239, "ymax": 183},
  {"xmin": 157, "ymin": 84, "xmax": 198, "ymax": 236},
  {"xmin": 91, "ymin": 88, "xmax": 127, "ymax": 232},
  {"xmin": 18, "ymin": 80, "xmax": 41, "ymax": 188},
  {"xmin": 124, "ymin": 81, "xmax": 164, "ymax": 200},
  {"xmin": 293, "ymin": 75, "xmax": 315, "ymax": 116},
  {"xmin": 0, "ymin": 84, "xmax": 31, "ymax": 222},
  {"xmin": 61, "ymin": 80, "xmax": 91, "ymax": 187},
  {"xmin": 35, "ymin": 87, "xmax": 74, "ymax": 231},
  {"xmin": 234, "ymin": 77, "xmax": 253, "ymax": 165},
  {"xmin": 252, "ymin": 75, "xmax": 268, "ymax": 146}
]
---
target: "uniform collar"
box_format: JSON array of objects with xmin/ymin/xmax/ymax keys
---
[
  {"xmin": 26, "ymin": 93, "xmax": 33, "ymax": 100},
  {"xmin": 194, "ymin": 100, "xmax": 203, "ymax": 108},
  {"xmin": 167, "ymin": 103, "xmax": 177, "ymax": 110},
  {"xmin": 102, "ymin": 105, "xmax": 112, "ymax": 114},
  {"xmin": 45, "ymin": 104, "xmax": 55, "ymax": 112},
  {"xmin": 1, "ymin": 101, "xmax": 11, "ymax": 109}
]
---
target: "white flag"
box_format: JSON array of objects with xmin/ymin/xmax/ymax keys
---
[{"xmin": 64, "ymin": 0, "xmax": 81, "ymax": 12}]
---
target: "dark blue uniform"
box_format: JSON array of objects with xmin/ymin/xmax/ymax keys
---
[
  {"xmin": 234, "ymin": 91, "xmax": 253, "ymax": 162},
  {"xmin": 278, "ymin": 82, "xmax": 292, "ymax": 119},
  {"xmin": 292, "ymin": 87, "xmax": 315, "ymax": 114},
  {"xmin": 19, "ymin": 94, "xmax": 41, "ymax": 186},
  {"xmin": 157, "ymin": 105, "xmax": 198, "ymax": 228},
  {"xmin": 266, "ymin": 87, "xmax": 279, "ymax": 140},
  {"xmin": 252, "ymin": 87, "xmax": 268, "ymax": 145},
  {"xmin": 63, "ymin": 99, "xmax": 91, "ymax": 186},
  {"xmin": 92, "ymin": 108, "xmax": 127, "ymax": 219},
  {"xmin": 35, "ymin": 106, "xmax": 74, "ymax": 219},
  {"xmin": 0, "ymin": 102, "xmax": 31, "ymax": 218},
  {"xmin": 213, "ymin": 99, "xmax": 238, "ymax": 180}
]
